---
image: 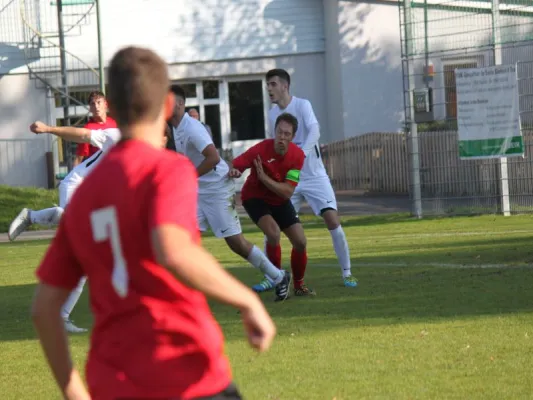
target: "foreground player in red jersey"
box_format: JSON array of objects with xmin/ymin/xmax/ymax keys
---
[
  {"xmin": 229, "ymin": 113, "xmax": 315, "ymax": 296},
  {"xmin": 31, "ymin": 46, "xmax": 275, "ymax": 400}
]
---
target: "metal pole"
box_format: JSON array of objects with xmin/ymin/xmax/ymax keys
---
[
  {"xmin": 492, "ymin": 0, "xmax": 511, "ymax": 216},
  {"xmin": 96, "ymin": 0, "xmax": 105, "ymax": 94},
  {"xmin": 56, "ymin": 0, "xmax": 72, "ymax": 171},
  {"xmin": 404, "ymin": 0, "xmax": 423, "ymax": 218},
  {"xmin": 424, "ymin": 0, "xmax": 430, "ymax": 91}
]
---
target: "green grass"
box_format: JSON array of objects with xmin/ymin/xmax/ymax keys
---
[
  {"xmin": 0, "ymin": 185, "xmax": 59, "ymax": 233},
  {"xmin": 2, "ymin": 213, "xmax": 533, "ymax": 399}
]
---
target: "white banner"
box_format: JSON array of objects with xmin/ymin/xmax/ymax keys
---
[{"xmin": 455, "ymin": 64, "xmax": 523, "ymax": 159}]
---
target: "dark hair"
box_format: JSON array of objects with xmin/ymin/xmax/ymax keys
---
[
  {"xmin": 88, "ymin": 90, "xmax": 105, "ymax": 104},
  {"xmin": 107, "ymin": 46, "xmax": 169, "ymax": 126},
  {"xmin": 266, "ymin": 69, "xmax": 291, "ymax": 87},
  {"xmin": 169, "ymin": 84, "xmax": 186, "ymax": 101},
  {"xmin": 275, "ymin": 112, "xmax": 298, "ymax": 136}
]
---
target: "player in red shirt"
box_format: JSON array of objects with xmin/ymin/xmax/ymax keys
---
[
  {"xmin": 229, "ymin": 113, "xmax": 314, "ymax": 296},
  {"xmin": 74, "ymin": 91, "xmax": 117, "ymax": 166},
  {"xmin": 31, "ymin": 46, "xmax": 275, "ymax": 400}
]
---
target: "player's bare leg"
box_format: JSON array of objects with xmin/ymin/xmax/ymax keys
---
[
  {"xmin": 282, "ymin": 222, "xmax": 315, "ymax": 296},
  {"xmin": 321, "ymin": 209, "xmax": 358, "ymax": 288},
  {"xmin": 225, "ymin": 234, "xmax": 291, "ymax": 301}
]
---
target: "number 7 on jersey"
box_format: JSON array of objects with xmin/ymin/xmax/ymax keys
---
[{"xmin": 90, "ymin": 206, "xmax": 128, "ymax": 298}]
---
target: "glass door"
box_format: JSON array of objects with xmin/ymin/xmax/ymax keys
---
[{"xmin": 222, "ymin": 76, "xmax": 270, "ymax": 189}]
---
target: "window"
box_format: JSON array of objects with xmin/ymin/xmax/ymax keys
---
[
  {"xmin": 444, "ymin": 62, "xmax": 478, "ymax": 119},
  {"xmin": 203, "ymin": 80, "xmax": 220, "ymax": 99},
  {"xmin": 173, "ymin": 83, "xmax": 197, "ymax": 98},
  {"xmin": 228, "ymin": 80, "xmax": 265, "ymax": 141},
  {"xmin": 205, "ymin": 104, "xmax": 222, "ymax": 148}
]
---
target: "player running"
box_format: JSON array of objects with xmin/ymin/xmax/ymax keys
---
[
  {"xmin": 9, "ymin": 122, "xmax": 123, "ymax": 333},
  {"xmin": 31, "ymin": 46, "xmax": 274, "ymax": 400},
  {"xmin": 254, "ymin": 68, "xmax": 358, "ymax": 291},
  {"xmin": 229, "ymin": 112, "xmax": 315, "ymax": 296},
  {"xmin": 168, "ymin": 85, "xmax": 291, "ymax": 302}
]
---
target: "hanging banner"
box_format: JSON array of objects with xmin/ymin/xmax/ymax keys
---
[{"xmin": 455, "ymin": 64, "xmax": 523, "ymax": 159}]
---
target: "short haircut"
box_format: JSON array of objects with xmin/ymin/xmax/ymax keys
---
[
  {"xmin": 266, "ymin": 69, "xmax": 291, "ymax": 87},
  {"xmin": 169, "ymin": 84, "xmax": 186, "ymax": 101},
  {"xmin": 275, "ymin": 112, "xmax": 298, "ymax": 136},
  {"xmin": 107, "ymin": 46, "xmax": 169, "ymax": 126},
  {"xmin": 88, "ymin": 90, "xmax": 105, "ymax": 104}
]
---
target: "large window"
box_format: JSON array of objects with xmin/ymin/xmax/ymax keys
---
[
  {"xmin": 228, "ymin": 80, "xmax": 265, "ymax": 141},
  {"xmin": 205, "ymin": 104, "xmax": 222, "ymax": 148}
]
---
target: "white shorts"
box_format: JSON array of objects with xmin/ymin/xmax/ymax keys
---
[
  {"xmin": 291, "ymin": 176, "xmax": 337, "ymax": 216},
  {"xmin": 198, "ymin": 187, "xmax": 242, "ymax": 238},
  {"xmin": 58, "ymin": 179, "xmax": 80, "ymax": 209}
]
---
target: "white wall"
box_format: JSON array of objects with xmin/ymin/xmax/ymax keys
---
[
  {"xmin": 0, "ymin": 74, "xmax": 51, "ymax": 187},
  {"xmin": 0, "ymin": 75, "xmax": 50, "ymax": 140},
  {"xmin": 337, "ymin": 1, "xmax": 404, "ymax": 136},
  {"xmin": 323, "ymin": 0, "xmax": 345, "ymax": 143},
  {"xmin": 4, "ymin": 0, "xmax": 325, "ymax": 75}
]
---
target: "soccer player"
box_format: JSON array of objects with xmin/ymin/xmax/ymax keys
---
[
  {"xmin": 169, "ymin": 85, "xmax": 291, "ymax": 302},
  {"xmin": 229, "ymin": 112, "xmax": 315, "ymax": 296},
  {"xmin": 73, "ymin": 91, "xmax": 117, "ymax": 166},
  {"xmin": 259, "ymin": 68, "xmax": 358, "ymax": 290},
  {"xmin": 31, "ymin": 46, "xmax": 275, "ymax": 400},
  {"xmin": 9, "ymin": 123, "xmax": 121, "ymax": 333}
]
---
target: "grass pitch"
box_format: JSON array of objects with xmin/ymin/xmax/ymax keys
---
[{"xmin": 1, "ymin": 211, "xmax": 533, "ymax": 399}]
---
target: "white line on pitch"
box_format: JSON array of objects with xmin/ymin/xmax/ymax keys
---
[
  {"xmin": 296, "ymin": 229, "xmax": 533, "ymax": 241},
  {"xmin": 227, "ymin": 262, "xmax": 533, "ymax": 269},
  {"xmin": 307, "ymin": 262, "xmax": 533, "ymax": 269}
]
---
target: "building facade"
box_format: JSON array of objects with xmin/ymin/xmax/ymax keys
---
[{"xmin": 0, "ymin": 0, "xmax": 405, "ymax": 188}]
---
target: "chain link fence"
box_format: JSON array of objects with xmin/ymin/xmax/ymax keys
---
[{"xmin": 400, "ymin": 0, "xmax": 533, "ymax": 216}]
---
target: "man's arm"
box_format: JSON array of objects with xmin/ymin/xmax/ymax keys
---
[
  {"xmin": 254, "ymin": 156, "xmax": 297, "ymax": 200},
  {"xmin": 149, "ymin": 161, "xmax": 275, "ymax": 351},
  {"xmin": 231, "ymin": 143, "xmax": 260, "ymax": 172},
  {"xmin": 152, "ymin": 225, "xmax": 263, "ymax": 309},
  {"xmin": 300, "ymin": 100, "xmax": 321, "ymax": 157},
  {"xmin": 31, "ymin": 121, "xmax": 91, "ymax": 143},
  {"xmin": 189, "ymin": 127, "xmax": 221, "ymax": 177},
  {"xmin": 31, "ymin": 284, "xmax": 90, "ymax": 400},
  {"xmin": 258, "ymin": 175, "xmax": 296, "ymax": 200},
  {"xmin": 31, "ymin": 222, "xmax": 89, "ymax": 400}
]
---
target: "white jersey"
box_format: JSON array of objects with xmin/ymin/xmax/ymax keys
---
[
  {"xmin": 173, "ymin": 113, "xmax": 230, "ymax": 195},
  {"xmin": 267, "ymin": 96, "xmax": 327, "ymax": 179},
  {"xmin": 62, "ymin": 128, "xmax": 121, "ymax": 188}
]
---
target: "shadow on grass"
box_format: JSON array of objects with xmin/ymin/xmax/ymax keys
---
[
  {"xmin": 3, "ymin": 258, "xmax": 532, "ymax": 343},
  {"xmin": 3, "ymin": 227, "xmax": 533, "ymax": 342},
  {"xmin": 213, "ymin": 262, "xmax": 533, "ymax": 343},
  {"xmin": 0, "ymin": 283, "xmax": 91, "ymax": 343}
]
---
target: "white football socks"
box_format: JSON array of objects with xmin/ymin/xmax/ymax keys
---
[
  {"xmin": 247, "ymin": 245, "xmax": 284, "ymax": 284},
  {"xmin": 330, "ymin": 225, "xmax": 352, "ymax": 278},
  {"xmin": 61, "ymin": 276, "xmax": 87, "ymax": 320},
  {"xmin": 30, "ymin": 207, "xmax": 64, "ymax": 226}
]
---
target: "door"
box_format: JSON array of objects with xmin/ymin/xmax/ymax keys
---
[{"xmin": 224, "ymin": 76, "xmax": 270, "ymax": 190}]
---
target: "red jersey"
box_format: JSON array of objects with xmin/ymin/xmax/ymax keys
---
[
  {"xmin": 36, "ymin": 140, "xmax": 231, "ymax": 399},
  {"xmin": 76, "ymin": 117, "xmax": 118, "ymax": 158},
  {"xmin": 232, "ymin": 139, "xmax": 304, "ymax": 205}
]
